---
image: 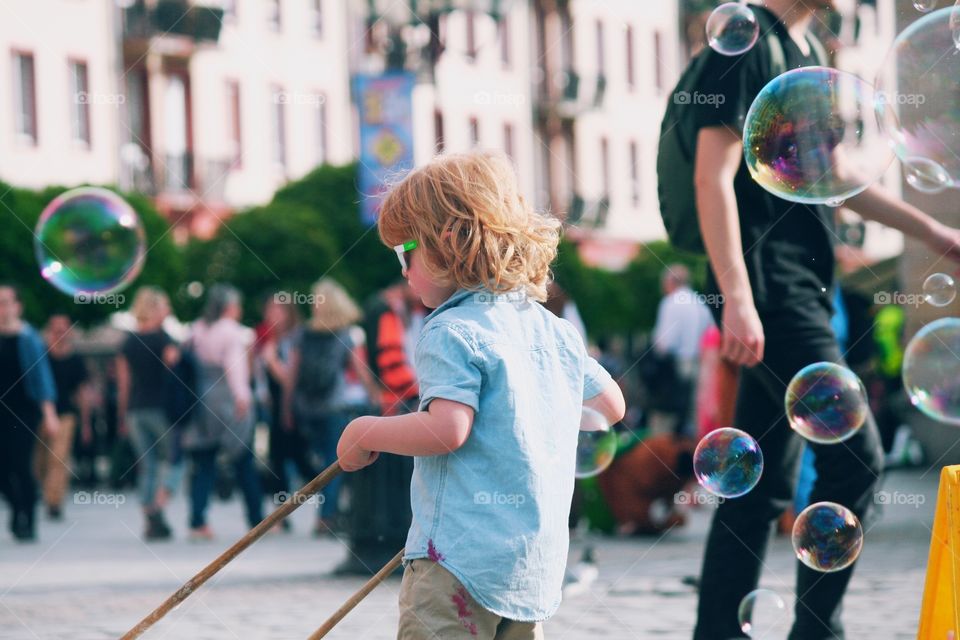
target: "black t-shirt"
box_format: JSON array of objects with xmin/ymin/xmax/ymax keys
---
[
  {"xmin": 692, "ymin": 7, "xmax": 835, "ymax": 321},
  {"xmin": 0, "ymin": 334, "xmax": 40, "ymax": 428},
  {"xmin": 121, "ymin": 330, "xmax": 173, "ymax": 410},
  {"xmin": 50, "ymin": 352, "xmax": 89, "ymax": 415}
]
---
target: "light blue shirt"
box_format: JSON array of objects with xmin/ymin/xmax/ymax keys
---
[{"xmin": 404, "ymin": 288, "xmax": 614, "ymax": 622}]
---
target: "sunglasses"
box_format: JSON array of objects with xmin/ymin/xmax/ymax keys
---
[{"xmin": 393, "ymin": 239, "xmax": 418, "ymax": 273}]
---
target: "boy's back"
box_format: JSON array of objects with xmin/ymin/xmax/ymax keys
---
[{"xmin": 407, "ymin": 288, "xmax": 613, "ymax": 621}]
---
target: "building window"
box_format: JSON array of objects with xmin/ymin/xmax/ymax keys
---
[
  {"xmin": 316, "ymin": 94, "xmax": 327, "ymax": 166},
  {"xmin": 272, "ymin": 85, "xmax": 287, "ymax": 169},
  {"xmin": 434, "ymin": 108, "xmax": 445, "ymax": 153},
  {"xmin": 499, "ymin": 16, "xmax": 511, "ymax": 67},
  {"xmin": 625, "ymin": 26, "xmax": 635, "ymax": 90},
  {"xmin": 469, "ymin": 117, "xmax": 480, "ymax": 147},
  {"xmin": 653, "ymin": 31, "xmax": 664, "ymax": 92},
  {"xmin": 12, "ymin": 51, "xmax": 37, "ymax": 144},
  {"xmin": 596, "ymin": 19, "xmax": 605, "ymax": 77},
  {"xmin": 269, "ymin": 0, "xmax": 282, "ymax": 32},
  {"xmin": 629, "ymin": 141, "xmax": 640, "ymax": 207},
  {"xmin": 226, "ymin": 80, "xmax": 242, "ymax": 168},
  {"xmin": 69, "ymin": 60, "xmax": 91, "ymax": 146},
  {"xmin": 466, "ymin": 11, "xmax": 477, "ymax": 62},
  {"xmin": 600, "ymin": 137, "xmax": 610, "ymax": 196},
  {"xmin": 503, "ymin": 122, "xmax": 514, "ymax": 160},
  {"xmin": 311, "ymin": 0, "xmax": 323, "ymax": 37}
]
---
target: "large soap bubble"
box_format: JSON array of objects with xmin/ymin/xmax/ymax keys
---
[
  {"xmin": 745, "ymin": 67, "xmax": 893, "ymax": 205},
  {"xmin": 903, "ymin": 318, "xmax": 960, "ymax": 425},
  {"xmin": 877, "ymin": 7, "xmax": 960, "ymax": 190},
  {"xmin": 34, "ymin": 187, "xmax": 145, "ymax": 296}
]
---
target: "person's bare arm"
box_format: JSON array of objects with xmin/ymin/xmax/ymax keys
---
[
  {"xmin": 847, "ymin": 183, "xmax": 960, "ymax": 261},
  {"xmin": 694, "ymin": 126, "xmax": 764, "ymax": 366},
  {"xmin": 336, "ymin": 399, "xmax": 473, "ymax": 471},
  {"xmin": 115, "ymin": 354, "xmax": 130, "ymax": 435},
  {"xmin": 584, "ymin": 380, "xmax": 627, "ymax": 427}
]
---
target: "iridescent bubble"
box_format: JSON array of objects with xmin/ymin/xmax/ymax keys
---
[
  {"xmin": 914, "ymin": 0, "xmax": 938, "ymax": 11},
  {"xmin": 693, "ymin": 428, "xmax": 763, "ymax": 499},
  {"xmin": 745, "ymin": 67, "xmax": 894, "ymax": 205},
  {"xmin": 576, "ymin": 407, "xmax": 616, "ymax": 478},
  {"xmin": 826, "ymin": 198, "xmax": 845, "ymax": 208},
  {"xmin": 792, "ymin": 501, "xmax": 863, "ymax": 573},
  {"xmin": 924, "ymin": 273, "xmax": 956, "ymax": 307},
  {"xmin": 738, "ymin": 589, "xmax": 788, "ymax": 638},
  {"xmin": 951, "ymin": 2, "xmax": 960, "ymax": 49},
  {"xmin": 785, "ymin": 362, "xmax": 868, "ymax": 444},
  {"xmin": 706, "ymin": 2, "xmax": 760, "ymax": 56},
  {"xmin": 34, "ymin": 187, "xmax": 145, "ymax": 296},
  {"xmin": 904, "ymin": 156, "xmax": 951, "ymax": 194},
  {"xmin": 903, "ymin": 318, "xmax": 960, "ymax": 425},
  {"xmin": 877, "ymin": 8, "xmax": 960, "ymax": 191}
]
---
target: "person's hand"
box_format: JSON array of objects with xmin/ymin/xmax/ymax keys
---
[
  {"xmin": 720, "ymin": 301, "xmax": 764, "ymax": 367},
  {"xmin": 162, "ymin": 344, "xmax": 180, "ymax": 368},
  {"xmin": 261, "ymin": 340, "xmax": 279, "ymax": 365},
  {"xmin": 336, "ymin": 416, "xmax": 380, "ymax": 472},
  {"xmin": 234, "ymin": 396, "xmax": 251, "ymax": 421},
  {"xmin": 924, "ymin": 222, "xmax": 960, "ymax": 263}
]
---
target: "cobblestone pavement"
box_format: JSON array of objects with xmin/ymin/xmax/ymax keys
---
[{"xmin": 0, "ymin": 469, "xmax": 932, "ymax": 639}]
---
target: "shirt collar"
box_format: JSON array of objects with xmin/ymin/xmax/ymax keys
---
[{"xmin": 424, "ymin": 288, "xmax": 477, "ymax": 322}]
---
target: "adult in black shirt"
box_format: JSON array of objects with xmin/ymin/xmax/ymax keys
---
[
  {"xmin": 0, "ymin": 284, "xmax": 59, "ymax": 541},
  {"xmin": 117, "ymin": 287, "xmax": 181, "ymax": 540},
  {"xmin": 36, "ymin": 315, "xmax": 91, "ymax": 520},
  {"xmin": 689, "ymin": 2, "xmax": 960, "ymax": 638}
]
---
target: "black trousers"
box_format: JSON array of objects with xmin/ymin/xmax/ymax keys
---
[
  {"xmin": 0, "ymin": 420, "xmax": 40, "ymax": 532},
  {"xmin": 694, "ymin": 301, "xmax": 884, "ymax": 640}
]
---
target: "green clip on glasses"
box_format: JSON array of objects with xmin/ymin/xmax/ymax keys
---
[{"xmin": 393, "ymin": 239, "xmax": 418, "ymax": 272}]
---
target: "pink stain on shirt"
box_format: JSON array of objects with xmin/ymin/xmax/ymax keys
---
[{"xmin": 427, "ymin": 539, "xmax": 445, "ymax": 562}]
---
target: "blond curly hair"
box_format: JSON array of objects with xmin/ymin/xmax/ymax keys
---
[{"xmin": 377, "ymin": 151, "xmax": 561, "ymax": 302}]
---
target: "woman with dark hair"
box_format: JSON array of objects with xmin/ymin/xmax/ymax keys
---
[
  {"xmin": 184, "ymin": 284, "xmax": 263, "ymax": 540},
  {"xmin": 256, "ymin": 293, "xmax": 314, "ymax": 530}
]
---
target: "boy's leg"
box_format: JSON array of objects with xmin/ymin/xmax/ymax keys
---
[{"xmin": 398, "ymin": 559, "xmax": 501, "ymax": 640}]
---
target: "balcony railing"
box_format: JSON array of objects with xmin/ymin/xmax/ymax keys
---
[
  {"xmin": 539, "ymin": 69, "xmax": 607, "ymax": 119},
  {"xmin": 567, "ymin": 194, "xmax": 610, "ymax": 228},
  {"xmin": 123, "ymin": 0, "xmax": 224, "ymax": 44}
]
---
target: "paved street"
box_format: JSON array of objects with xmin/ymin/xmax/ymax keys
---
[{"xmin": 0, "ymin": 469, "xmax": 932, "ymax": 639}]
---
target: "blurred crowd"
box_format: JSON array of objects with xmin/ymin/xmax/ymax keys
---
[{"xmin": 0, "ymin": 263, "xmax": 917, "ymax": 544}]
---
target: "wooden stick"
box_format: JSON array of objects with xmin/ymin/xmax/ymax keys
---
[
  {"xmin": 307, "ymin": 549, "xmax": 405, "ymax": 639},
  {"xmin": 120, "ymin": 461, "xmax": 343, "ymax": 640}
]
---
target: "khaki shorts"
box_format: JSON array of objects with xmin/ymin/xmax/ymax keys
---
[{"xmin": 397, "ymin": 559, "xmax": 545, "ymax": 640}]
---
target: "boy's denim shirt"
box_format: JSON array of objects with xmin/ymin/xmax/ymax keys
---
[{"xmin": 404, "ymin": 288, "xmax": 614, "ymax": 622}]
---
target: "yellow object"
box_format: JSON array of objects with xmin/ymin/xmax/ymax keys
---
[{"xmin": 919, "ymin": 466, "xmax": 960, "ymax": 638}]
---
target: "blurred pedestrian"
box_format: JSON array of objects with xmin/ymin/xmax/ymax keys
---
[
  {"xmin": 117, "ymin": 287, "xmax": 182, "ymax": 540},
  {"xmin": 363, "ymin": 281, "xmax": 420, "ymax": 417},
  {"xmin": 287, "ymin": 278, "xmax": 378, "ymax": 534},
  {"xmin": 37, "ymin": 315, "xmax": 91, "ymax": 520},
  {"xmin": 648, "ymin": 264, "xmax": 713, "ymax": 437},
  {"xmin": 255, "ymin": 293, "xmax": 313, "ymax": 531},
  {"xmin": 0, "ymin": 284, "xmax": 59, "ymax": 541},
  {"xmin": 185, "ymin": 284, "xmax": 262, "ymax": 540}
]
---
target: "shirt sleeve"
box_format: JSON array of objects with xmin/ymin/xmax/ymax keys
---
[
  {"xmin": 583, "ymin": 351, "xmax": 614, "ymax": 402},
  {"xmin": 414, "ymin": 323, "xmax": 482, "ymax": 413},
  {"xmin": 690, "ymin": 46, "xmax": 766, "ymax": 134}
]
